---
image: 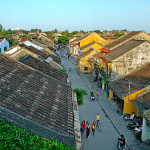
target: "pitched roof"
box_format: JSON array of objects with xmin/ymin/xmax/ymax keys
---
[
  {"xmin": 79, "ymin": 48, "xmax": 95, "ymax": 59},
  {"xmin": 19, "ymin": 44, "xmax": 61, "ymax": 64},
  {"xmin": 20, "ymin": 55, "xmax": 67, "ymax": 83},
  {"xmin": 104, "ymin": 31, "xmax": 141, "ymax": 49},
  {"xmin": 137, "ymin": 90, "xmax": 150, "ymax": 108},
  {"xmin": 80, "ymin": 41, "xmax": 102, "ymax": 50},
  {"xmin": 0, "ymin": 53, "xmax": 75, "ymax": 147},
  {"xmin": 144, "ymin": 110, "xmax": 150, "ymax": 125},
  {"xmin": 109, "ymin": 63, "xmax": 150, "ymax": 98},
  {"xmin": 92, "ymin": 52, "xmax": 103, "ymax": 59},
  {"xmin": 19, "ymin": 44, "xmax": 49, "ymax": 58},
  {"xmin": 104, "ymin": 40, "xmax": 145, "ymax": 62}
]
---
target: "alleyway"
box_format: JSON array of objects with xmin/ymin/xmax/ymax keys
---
[{"xmin": 60, "ymin": 46, "xmax": 149, "ymax": 150}]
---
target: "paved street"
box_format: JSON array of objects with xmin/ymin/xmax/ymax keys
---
[{"xmin": 60, "ymin": 46, "xmax": 149, "ymax": 150}]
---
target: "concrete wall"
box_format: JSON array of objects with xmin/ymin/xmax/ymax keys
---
[
  {"xmin": 0, "ymin": 105, "xmax": 75, "ymax": 148},
  {"xmin": 111, "ymin": 41, "xmax": 150, "ymax": 80}
]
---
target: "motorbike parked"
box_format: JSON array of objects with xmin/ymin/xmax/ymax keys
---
[
  {"xmin": 127, "ymin": 121, "xmax": 141, "ymax": 130},
  {"xmin": 134, "ymin": 124, "xmax": 142, "ymax": 134},
  {"xmin": 123, "ymin": 112, "xmax": 135, "ymax": 121},
  {"xmin": 90, "ymin": 90, "xmax": 95, "ymax": 101}
]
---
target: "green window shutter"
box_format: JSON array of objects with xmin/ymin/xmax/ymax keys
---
[
  {"xmin": 4, "ymin": 47, "xmax": 7, "ymax": 51},
  {"xmin": 0, "ymin": 48, "xmax": 1, "ymax": 52}
]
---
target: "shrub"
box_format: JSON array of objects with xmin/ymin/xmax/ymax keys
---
[
  {"xmin": 73, "ymin": 88, "xmax": 88, "ymax": 106},
  {"xmin": 0, "ymin": 118, "xmax": 74, "ymax": 149},
  {"xmin": 57, "ymin": 67, "xmax": 66, "ymax": 73}
]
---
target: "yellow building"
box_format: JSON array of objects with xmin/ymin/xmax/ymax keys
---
[
  {"xmin": 79, "ymin": 32, "xmax": 108, "ymax": 49},
  {"xmin": 109, "ymin": 64, "xmax": 150, "ymax": 115},
  {"xmin": 80, "ymin": 42, "xmax": 103, "ymax": 53},
  {"xmin": 78, "ymin": 48, "xmax": 97, "ymax": 73}
]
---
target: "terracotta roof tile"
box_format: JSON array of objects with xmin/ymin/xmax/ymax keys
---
[
  {"xmin": 20, "ymin": 55, "xmax": 67, "ymax": 83},
  {"xmin": 104, "ymin": 40, "xmax": 145, "ymax": 62},
  {"xmin": 137, "ymin": 90, "xmax": 150, "ymax": 108},
  {"xmin": 79, "ymin": 48, "xmax": 94, "ymax": 59},
  {"xmin": 19, "ymin": 44, "xmax": 49, "ymax": 58},
  {"xmin": 109, "ymin": 64, "xmax": 150, "ymax": 98},
  {"xmin": 104, "ymin": 31, "xmax": 141, "ymax": 49},
  {"xmin": 80, "ymin": 42, "xmax": 102, "ymax": 50},
  {"xmin": 0, "ymin": 53, "xmax": 74, "ymax": 145}
]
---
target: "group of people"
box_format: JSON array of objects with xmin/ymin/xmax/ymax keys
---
[{"xmin": 80, "ymin": 113, "xmax": 101, "ymax": 139}]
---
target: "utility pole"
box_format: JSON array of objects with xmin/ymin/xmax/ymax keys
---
[{"xmin": 128, "ymin": 81, "xmax": 130, "ymax": 102}]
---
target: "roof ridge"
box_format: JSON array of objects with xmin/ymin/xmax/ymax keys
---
[
  {"xmin": 0, "ymin": 53, "xmax": 70, "ymax": 88},
  {"xmin": 20, "ymin": 54, "xmax": 67, "ymax": 75}
]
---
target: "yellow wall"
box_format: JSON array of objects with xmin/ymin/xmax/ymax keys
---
[
  {"xmin": 134, "ymin": 32, "xmax": 150, "ymax": 42},
  {"xmin": 82, "ymin": 43, "xmax": 103, "ymax": 53},
  {"xmin": 79, "ymin": 51, "xmax": 97, "ymax": 73},
  {"xmin": 123, "ymin": 88, "xmax": 146, "ymax": 115},
  {"xmin": 80, "ymin": 33, "xmax": 107, "ymax": 48},
  {"xmin": 69, "ymin": 37, "xmax": 77, "ymax": 43}
]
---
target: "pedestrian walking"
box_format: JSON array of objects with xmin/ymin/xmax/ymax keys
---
[
  {"xmin": 96, "ymin": 90, "xmax": 99, "ymax": 100},
  {"xmin": 96, "ymin": 113, "xmax": 101, "ymax": 126},
  {"xmin": 91, "ymin": 121, "xmax": 96, "ymax": 136},
  {"xmin": 86, "ymin": 122, "xmax": 90, "ymax": 139},
  {"xmin": 80, "ymin": 120, "xmax": 86, "ymax": 134}
]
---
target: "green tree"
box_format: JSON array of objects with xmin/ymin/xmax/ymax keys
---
[
  {"xmin": 114, "ymin": 33, "xmax": 124, "ymax": 38},
  {"xmin": 73, "ymin": 88, "xmax": 88, "ymax": 106},
  {"xmin": 0, "ymin": 24, "xmax": 3, "ymax": 33},
  {"xmin": 58, "ymin": 36, "xmax": 69, "ymax": 44}
]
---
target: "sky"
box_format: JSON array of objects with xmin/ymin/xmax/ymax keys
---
[{"xmin": 0, "ymin": 0, "xmax": 150, "ymax": 32}]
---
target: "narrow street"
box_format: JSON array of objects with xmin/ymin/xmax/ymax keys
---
[
  {"xmin": 60, "ymin": 46, "xmax": 149, "ymax": 150},
  {"xmin": 60, "ymin": 46, "xmax": 121, "ymax": 150}
]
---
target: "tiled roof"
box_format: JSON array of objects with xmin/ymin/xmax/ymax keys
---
[
  {"xmin": 79, "ymin": 48, "xmax": 95, "ymax": 59},
  {"xmin": 109, "ymin": 64, "xmax": 150, "ymax": 98},
  {"xmin": 0, "ymin": 53, "xmax": 75, "ymax": 147},
  {"xmin": 104, "ymin": 40, "xmax": 145, "ymax": 62},
  {"xmin": 19, "ymin": 44, "xmax": 49, "ymax": 58},
  {"xmin": 104, "ymin": 31, "xmax": 141, "ymax": 49},
  {"xmin": 19, "ymin": 44, "xmax": 61, "ymax": 64},
  {"xmin": 137, "ymin": 90, "xmax": 150, "ymax": 108},
  {"xmin": 144, "ymin": 110, "xmax": 150, "ymax": 125},
  {"xmin": 20, "ymin": 37, "xmax": 31, "ymax": 42},
  {"xmin": 20, "ymin": 55, "xmax": 67, "ymax": 83},
  {"xmin": 80, "ymin": 41, "xmax": 102, "ymax": 50},
  {"xmin": 92, "ymin": 52, "xmax": 103, "ymax": 59}
]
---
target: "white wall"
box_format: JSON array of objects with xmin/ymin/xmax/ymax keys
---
[{"xmin": 0, "ymin": 38, "xmax": 10, "ymax": 53}]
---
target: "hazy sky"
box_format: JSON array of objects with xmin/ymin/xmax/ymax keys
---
[{"xmin": 1, "ymin": 0, "xmax": 150, "ymax": 32}]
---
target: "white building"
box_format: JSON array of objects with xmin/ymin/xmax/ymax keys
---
[{"xmin": 0, "ymin": 38, "xmax": 10, "ymax": 53}]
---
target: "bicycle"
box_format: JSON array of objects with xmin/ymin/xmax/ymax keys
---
[{"xmin": 96, "ymin": 120, "xmax": 101, "ymax": 131}]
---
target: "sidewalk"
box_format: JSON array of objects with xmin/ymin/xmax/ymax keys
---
[
  {"xmin": 63, "ymin": 48, "xmax": 149, "ymax": 150},
  {"xmin": 79, "ymin": 72, "xmax": 150, "ymax": 150}
]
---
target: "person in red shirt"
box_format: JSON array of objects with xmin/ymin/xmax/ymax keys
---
[
  {"xmin": 96, "ymin": 90, "xmax": 99, "ymax": 100},
  {"xmin": 81, "ymin": 120, "xmax": 86, "ymax": 134}
]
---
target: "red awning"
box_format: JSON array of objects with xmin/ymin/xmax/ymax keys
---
[{"xmin": 99, "ymin": 48, "xmax": 110, "ymax": 53}]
